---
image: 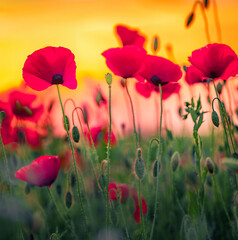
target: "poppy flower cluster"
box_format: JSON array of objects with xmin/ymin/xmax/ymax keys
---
[
  {"xmin": 15, "ymin": 155, "xmax": 60, "ymax": 187},
  {"xmin": 0, "ymin": 90, "xmax": 43, "ymax": 147},
  {"xmin": 108, "ymin": 182, "xmax": 147, "ymax": 223}
]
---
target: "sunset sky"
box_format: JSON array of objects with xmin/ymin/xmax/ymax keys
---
[{"xmin": 1, "ymin": 0, "xmax": 238, "ymax": 91}]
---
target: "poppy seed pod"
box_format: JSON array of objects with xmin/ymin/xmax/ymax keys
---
[
  {"xmin": 171, "ymin": 152, "xmax": 180, "ymax": 172},
  {"xmin": 206, "ymin": 157, "xmax": 214, "ymax": 174},
  {"xmin": 0, "ymin": 111, "xmax": 6, "ymax": 122},
  {"xmin": 72, "ymin": 126, "xmax": 80, "ymax": 143},
  {"xmin": 135, "ymin": 148, "xmax": 145, "ymax": 179},
  {"xmin": 152, "ymin": 160, "xmax": 160, "ymax": 177}
]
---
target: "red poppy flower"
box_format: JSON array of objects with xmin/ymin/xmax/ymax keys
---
[
  {"xmin": 188, "ymin": 43, "xmax": 238, "ymax": 81},
  {"xmin": 135, "ymin": 81, "xmax": 181, "ymax": 100},
  {"xmin": 103, "ymin": 128, "xmax": 117, "ymax": 146},
  {"xmin": 115, "ymin": 24, "xmax": 146, "ymax": 48},
  {"xmin": 12, "ymin": 127, "xmax": 41, "ymax": 148},
  {"xmin": 9, "ymin": 91, "xmax": 43, "ymax": 122},
  {"xmin": 131, "ymin": 188, "xmax": 147, "ymax": 223},
  {"xmin": 22, "ymin": 46, "xmax": 77, "ymax": 91},
  {"xmin": 15, "ymin": 155, "xmax": 60, "ymax": 187},
  {"xmin": 185, "ymin": 65, "xmax": 205, "ymax": 85},
  {"xmin": 108, "ymin": 182, "xmax": 119, "ymax": 201},
  {"xmin": 108, "ymin": 182, "xmax": 130, "ymax": 203},
  {"xmin": 117, "ymin": 184, "xmax": 130, "ymax": 202},
  {"xmin": 138, "ymin": 55, "xmax": 182, "ymax": 86},
  {"xmin": 0, "ymin": 101, "xmax": 14, "ymax": 145},
  {"xmin": 102, "ymin": 45, "xmax": 147, "ymax": 79},
  {"xmin": 85, "ymin": 126, "xmax": 103, "ymax": 147}
]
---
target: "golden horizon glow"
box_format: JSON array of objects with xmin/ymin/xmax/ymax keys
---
[{"xmin": 0, "ymin": 0, "xmax": 238, "ymax": 91}]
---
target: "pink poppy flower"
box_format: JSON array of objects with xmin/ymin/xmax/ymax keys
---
[
  {"xmin": 138, "ymin": 55, "xmax": 182, "ymax": 85},
  {"xmin": 188, "ymin": 43, "xmax": 238, "ymax": 81},
  {"xmin": 135, "ymin": 81, "xmax": 181, "ymax": 100},
  {"xmin": 185, "ymin": 65, "xmax": 205, "ymax": 85},
  {"xmin": 115, "ymin": 24, "xmax": 146, "ymax": 48},
  {"xmin": 15, "ymin": 155, "xmax": 60, "ymax": 187},
  {"xmin": 108, "ymin": 182, "xmax": 119, "ymax": 201},
  {"xmin": 86, "ymin": 126, "xmax": 103, "ymax": 147},
  {"xmin": 131, "ymin": 188, "xmax": 147, "ymax": 223},
  {"xmin": 9, "ymin": 91, "xmax": 43, "ymax": 122},
  {"xmin": 102, "ymin": 45, "xmax": 147, "ymax": 79},
  {"xmin": 117, "ymin": 184, "xmax": 130, "ymax": 202},
  {"xmin": 22, "ymin": 46, "xmax": 77, "ymax": 91}
]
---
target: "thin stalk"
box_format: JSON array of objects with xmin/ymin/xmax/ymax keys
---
[
  {"xmin": 150, "ymin": 84, "xmax": 163, "ymax": 240},
  {"xmin": 106, "ymin": 83, "xmax": 112, "ymax": 232},
  {"xmin": 118, "ymin": 200, "xmax": 130, "ymax": 239},
  {"xmin": 0, "ymin": 121, "xmax": 10, "ymax": 189},
  {"xmin": 192, "ymin": 1, "xmax": 211, "ymax": 43},
  {"xmin": 154, "ymin": 93, "xmax": 159, "ymax": 135},
  {"xmin": 125, "ymin": 80, "xmax": 139, "ymax": 148},
  {"xmin": 56, "ymin": 85, "xmax": 89, "ymax": 239},
  {"xmin": 138, "ymin": 180, "xmax": 146, "ymax": 239},
  {"xmin": 212, "ymin": 175, "xmax": 234, "ymax": 236},
  {"xmin": 212, "ymin": 79, "xmax": 231, "ymax": 155},
  {"xmin": 212, "ymin": 0, "xmax": 222, "ymax": 42}
]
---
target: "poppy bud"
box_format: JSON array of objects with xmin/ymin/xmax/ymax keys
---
[
  {"xmin": 212, "ymin": 110, "xmax": 219, "ymax": 127},
  {"xmin": 217, "ymin": 82, "xmax": 223, "ymax": 94},
  {"xmin": 99, "ymin": 173, "xmax": 106, "ymax": 190},
  {"xmin": 183, "ymin": 65, "xmax": 187, "ymax": 72},
  {"xmin": 205, "ymin": 157, "xmax": 214, "ymax": 174},
  {"xmin": 152, "ymin": 160, "xmax": 160, "ymax": 177},
  {"xmin": 204, "ymin": 0, "xmax": 209, "ymax": 8},
  {"xmin": 71, "ymin": 173, "xmax": 76, "ymax": 187},
  {"xmin": 82, "ymin": 106, "xmax": 88, "ymax": 124},
  {"xmin": 120, "ymin": 78, "xmax": 127, "ymax": 88},
  {"xmin": 105, "ymin": 73, "xmax": 112, "ymax": 85},
  {"xmin": 63, "ymin": 115, "xmax": 70, "ymax": 131},
  {"xmin": 152, "ymin": 36, "xmax": 160, "ymax": 54},
  {"xmin": 56, "ymin": 184, "xmax": 62, "ymax": 196},
  {"xmin": 135, "ymin": 148, "xmax": 145, "ymax": 179},
  {"xmin": 171, "ymin": 152, "xmax": 180, "ymax": 172},
  {"xmin": 72, "ymin": 126, "xmax": 80, "ymax": 143},
  {"xmin": 0, "ymin": 111, "xmax": 6, "ymax": 122},
  {"xmin": 186, "ymin": 12, "xmax": 195, "ymax": 28},
  {"xmin": 65, "ymin": 191, "xmax": 73, "ymax": 209}
]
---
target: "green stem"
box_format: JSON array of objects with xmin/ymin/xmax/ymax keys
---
[
  {"xmin": 0, "ymin": 121, "xmax": 10, "ymax": 190},
  {"xmin": 106, "ymin": 83, "xmax": 112, "ymax": 232},
  {"xmin": 138, "ymin": 180, "xmax": 146, "ymax": 239},
  {"xmin": 118, "ymin": 199, "xmax": 130, "ymax": 239},
  {"xmin": 212, "ymin": 79, "xmax": 231, "ymax": 155},
  {"xmin": 150, "ymin": 84, "xmax": 163, "ymax": 240},
  {"xmin": 125, "ymin": 80, "xmax": 139, "ymax": 148},
  {"xmin": 212, "ymin": 175, "xmax": 234, "ymax": 236},
  {"xmin": 56, "ymin": 85, "xmax": 89, "ymax": 239}
]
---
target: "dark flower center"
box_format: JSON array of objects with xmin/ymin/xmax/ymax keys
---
[
  {"xmin": 210, "ymin": 71, "xmax": 218, "ymax": 78},
  {"xmin": 52, "ymin": 74, "xmax": 63, "ymax": 85},
  {"xmin": 151, "ymin": 75, "xmax": 168, "ymax": 86}
]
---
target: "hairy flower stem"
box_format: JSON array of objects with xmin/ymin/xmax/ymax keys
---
[
  {"xmin": 56, "ymin": 85, "xmax": 89, "ymax": 239},
  {"xmin": 138, "ymin": 180, "xmax": 146, "ymax": 239},
  {"xmin": 0, "ymin": 121, "xmax": 10, "ymax": 191},
  {"xmin": 150, "ymin": 84, "xmax": 163, "ymax": 240},
  {"xmin": 106, "ymin": 83, "xmax": 112, "ymax": 234},
  {"xmin": 125, "ymin": 80, "xmax": 139, "ymax": 149},
  {"xmin": 212, "ymin": 79, "xmax": 234, "ymax": 154}
]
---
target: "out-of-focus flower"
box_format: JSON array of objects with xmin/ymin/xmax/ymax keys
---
[
  {"xmin": 102, "ymin": 45, "xmax": 147, "ymax": 79},
  {"xmin": 137, "ymin": 55, "xmax": 182, "ymax": 86},
  {"xmin": 108, "ymin": 182, "xmax": 130, "ymax": 203},
  {"xmin": 131, "ymin": 188, "xmax": 147, "ymax": 223},
  {"xmin": 23, "ymin": 46, "xmax": 77, "ymax": 91},
  {"xmin": 9, "ymin": 91, "xmax": 43, "ymax": 122},
  {"xmin": 135, "ymin": 81, "xmax": 181, "ymax": 100},
  {"xmin": 0, "ymin": 101, "xmax": 14, "ymax": 145},
  {"xmin": 103, "ymin": 128, "xmax": 117, "ymax": 146},
  {"xmin": 15, "ymin": 156, "xmax": 60, "ymax": 187},
  {"xmin": 185, "ymin": 65, "xmax": 205, "ymax": 85},
  {"xmin": 188, "ymin": 43, "xmax": 238, "ymax": 81},
  {"xmin": 12, "ymin": 127, "xmax": 41, "ymax": 148},
  {"xmin": 95, "ymin": 88, "xmax": 107, "ymax": 107},
  {"xmin": 115, "ymin": 24, "xmax": 146, "ymax": 48}
]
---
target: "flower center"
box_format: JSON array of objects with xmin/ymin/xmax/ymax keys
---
[
  {"xmin": 52, "ymin": 74, "xmax": 63, "ymax": 85},
  {"xmin": 210, "ymin": 71, "xmax": 218, "ymax": 78},
  {"xmin": 151, "ymin": 75, "xmax": 168, "ymax": 86}
]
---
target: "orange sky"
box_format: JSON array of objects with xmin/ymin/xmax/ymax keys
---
[{"xmin": 0, "ymin": 0, "xmax": 238, "ymax": 91}]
